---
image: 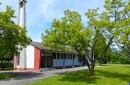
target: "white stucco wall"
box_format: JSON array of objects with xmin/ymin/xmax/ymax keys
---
[{"xmin": 26, "ymin": 45, "xmax": 34, "ymax": 68}]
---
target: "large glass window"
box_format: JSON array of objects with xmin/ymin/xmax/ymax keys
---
[
  {"xmin": 64, "ymin": 53, "xmax": 67, "ymax": 59},
  {"xmin": 61, "ymin": 53, "xmax": 64, "ymax": 59},
  {"xmin": 66, "ymin": 54, "xmax": 69, "ymax": 59},
  {"xmin": 53, "ymin": 53, "xmax": 56, "ymax": 59},
  {"xmin": 17, "ymin": 52, "xmax": 20, "ymax": 65},
  {"xmin": 57, "ymin": 53, "xmax": 60, "ymax": 59},
  {"xmin": 73, "ymin": 54, "xmax": 75, "ymax": 59},
  {"xmin": 68, "ymin": 54, "xmax": 71, "ymax": 59},
  {"xmin": 70, "ymin": 54, "xmax": 73, "ymax": 59}
]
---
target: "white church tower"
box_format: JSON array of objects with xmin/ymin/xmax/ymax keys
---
[
  {"xmin": 18, "ymin": 0, "xmax": 27, "ymax": 70},
  {"xmin": 18, "ymin": 0, "xmax": 26, "ymax": 27},
  {"xmin": 14, "ymin": 0, "xmax": 42, "ymax": 71},
  {"xmin": 14, "ymin": 0, "xmax": 27, "ymax": 70}
]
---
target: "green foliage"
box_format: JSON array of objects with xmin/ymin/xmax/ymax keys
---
[
  {"xmin": 106, "ymin": 0, "xmax": 130, "ymax": 58},
  {"xmin": 110, "ymin": 50, "xmax": 130, "ymax": 64},
  {"xmin": 0, "ymin": 3, "xmax": 31, "ymax": 69},
  {"xmin": 42, "ymin": 9, "xmax": 92, "ymax": 52},
  {"xmin": 42, "ymin": 0, "xmax": 130, "ymax": 75}
]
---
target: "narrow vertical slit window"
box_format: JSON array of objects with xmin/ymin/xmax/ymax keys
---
[{"xmin": 17, "ymin": 52, "xmax": 20, "ymax": 65}]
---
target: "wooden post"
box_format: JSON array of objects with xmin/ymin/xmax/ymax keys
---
[
  {"xmin": 72, "ymin": 54, "xmax": 75, "ymax": 68},
  {"xmin": 63, "ymin": 53, "xmax": 65, "ymax": 69},
  {"xmin": 46, "ymin": 56, "xmax": 47, "ymax": 68}
]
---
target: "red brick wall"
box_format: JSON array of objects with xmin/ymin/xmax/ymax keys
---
[{"xmin": 34, "ymin": 48, "xmax": 41, "ymax": 70}]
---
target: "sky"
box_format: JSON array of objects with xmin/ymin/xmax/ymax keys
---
[{"xmin": 1, "ymin": 0, "xmax": 104, "ymax": 42}]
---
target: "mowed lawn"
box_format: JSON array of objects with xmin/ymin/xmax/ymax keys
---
[{"xmin": 26, "ymin": 64, "xmax": 130, "ymax": 85}]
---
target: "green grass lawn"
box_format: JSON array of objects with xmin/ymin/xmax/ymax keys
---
[
  {"xmin": 0, "ymin": 73, "xmax": 13, "ymax": 79},
  {"xmin": 26, "ymin": 64, "xmax": 130, "ymax": 85}
]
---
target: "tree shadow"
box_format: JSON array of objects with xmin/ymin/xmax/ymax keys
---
[
  {"xmin": 58, "ymin": 68, "xmax": 130, "ymax": 84},
  {"xmin": 0, "ymin": 71, "xmax": 44, "ymax": 81},
  {"xmin": 96, "ymin": 70, "xmax": 130, "ymax": 82},
  {"xmin": 58, "ymin": 70, "xmax": 101, "ymax": 84}
]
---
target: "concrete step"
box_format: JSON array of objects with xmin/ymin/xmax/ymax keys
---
[{"xmin": 40, "ymin": 68, "xmax": 56, "ymax": 72}]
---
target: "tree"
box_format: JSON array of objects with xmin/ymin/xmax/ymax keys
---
[
  {"xmin": 84, "ymin": 0, "xmax": 130, "ymax": 74},
  {"xmin": 42, "ymin": 0, "xmax": 130, "ymax": 76},
  {"xmin": 0, "ymin": 3, "xmax": 31, "ymax": 69},
  {"xmin": 42, "ymin": 9, "xmax": 107, "ymax": 76},
  {"xmin": 111, "ymin": 0, "xmax": 130, "ymax": 59}
]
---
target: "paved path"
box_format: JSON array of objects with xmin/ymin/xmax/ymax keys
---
[{"xmin": 0, "ymin": 66, "xmax": 88, "ymax": 85}]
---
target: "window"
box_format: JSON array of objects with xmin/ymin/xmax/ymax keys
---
[
  {"xmin": 64, "ymin": 53, "xmax": 67, "ymax": 59},
  {"xmin": 61, "ymin": 53, "xmax": 64, "ymax": 59},
  {"xmin": 68, "ymin": 54, "xmax": 71, "ymax": 59},
  {"xmin": 78, "ymin": 54, "xmax": 82, "ymax": 62},
  {"xmin": 42, "ymin": 52, "xmax": 46, "ymax": 56},
  {"xmin": 70, "ymin": 54, "xmax": 73, "ymax": 59},
  {"xmin": 47, "ymin": 52, "xmax": 52, "ymax": 56},
  {"xmin": 73, "ymin": 54, "xmax": 75, "ymax": 59},
  {"xmin": 57, "ymin": 53, "xmax": 60, "ymax": 59},
  {"xmin": 17, "ymin": 52, "xmax": 20, "ymax": 65},
  {"xmin": 66, "ymin": 54, "xmax": 69, "ymax": 59},
  {"xmin": 20, "ymin": 1, "xmax": 24, "ymax": 7},
  {"xmin": 53, "ymin": 53, "xmax": 56, "ymax": 59}
]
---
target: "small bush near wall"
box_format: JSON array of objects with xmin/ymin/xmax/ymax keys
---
[
  {"xmin": 7, "ymin": 61, "xmax": 13, "ymax": 68},
  {"xmin": 0, "ymin": 61, "xmax": 13, "ymax": 70}
]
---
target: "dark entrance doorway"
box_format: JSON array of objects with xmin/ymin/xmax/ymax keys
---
[
  {"xmin": 47, "ymin": 56, "xmax": 52, "ymax": 67},
  {"xmin": 41, "ymin": 56, "xmax": 47, "ymax": 68}
]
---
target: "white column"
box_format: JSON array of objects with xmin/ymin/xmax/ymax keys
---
[
  {"xmin": 18, "ymin": 0, "xmax": 27, "ymax": 69},
  {"xmin": 19, "ymin": 0, "xmax": 26, "ymax": 27},
  {"xmin": 46, "ymin": 52, "xmax": 47, "ymax": 67},
  {"xmin": 13, "ymin": 55, "xmax": 17, "ymax": 69},
  {"xmin": 72, "ymin": 54, "xmax": 74, "ymax": 68}
]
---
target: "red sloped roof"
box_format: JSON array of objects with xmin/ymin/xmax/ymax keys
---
[{"xmin": 30, "ymin": 41, "xmax": 51, "ymax": 50}]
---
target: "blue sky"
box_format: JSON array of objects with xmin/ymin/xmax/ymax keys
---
[{"xmin": 1, "ymin": 0, "xmax": 104, "ymax": 42}]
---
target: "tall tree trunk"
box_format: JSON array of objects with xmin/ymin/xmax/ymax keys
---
[
  {"xmin": 84, "ymin": 60, "xmax": 96, "ymax": 76},
  {"xmin": 88, "ymin": 62, "xmax": 95, "ymax": 76},
  {"xmin": 85, "ymin": 59, "xmax": 95, "ymax": 76},
  {"xmin": 75, "ymin": 46, "xmax": 96, "ymax": 76}
]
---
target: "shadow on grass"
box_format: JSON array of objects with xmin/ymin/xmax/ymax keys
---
[
  {"xmin": 59, "ymin": 68, "xmax": 130, "ymax": 84},
  {"xmin": 0, "ymin": 72, "xmax": 44, "ymax": 81},
  {"xmin": 96, "ymin": 70, "xmax": 130, "ymax": 82},
  {"xmin": 58, "ymin": 70, "xmax": 100, "ymax": 84}
]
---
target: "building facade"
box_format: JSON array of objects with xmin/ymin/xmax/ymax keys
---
[
  {"xmin": 14, "ymin": 42, "xmax": 83, "ymax": 70},
  {"xmin": 13, "ymin": 0, "xmax": 82, "ymax": 71}
]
